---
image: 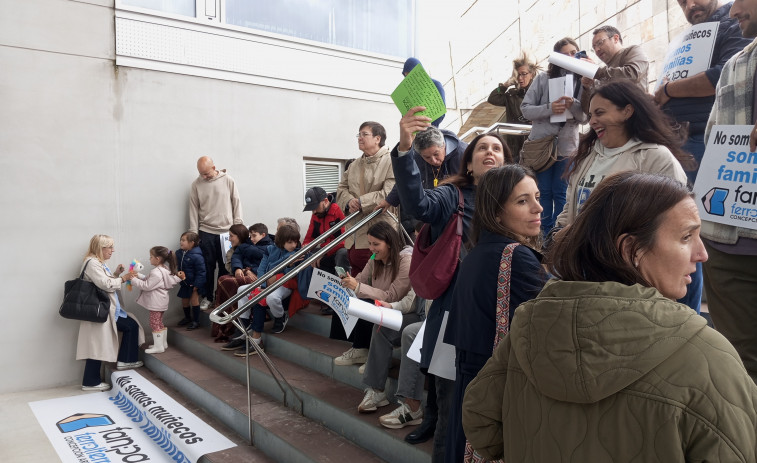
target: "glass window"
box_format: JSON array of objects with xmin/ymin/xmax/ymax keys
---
[
  {"xmin": 225, "ymin": 0, "xmax": 414, "ymax": 57},
  {"xmin": 122, "ymin": 0, "xmax": 195, "ymax": 17}
]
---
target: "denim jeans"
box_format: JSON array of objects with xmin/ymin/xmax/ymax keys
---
[
  {"xmin": 536, "ymin": 156, "xmax": 570, "ymax": 234},
  {"xmin": 362, "ymin": 313, "xmax": 423, "ymax": 397}
]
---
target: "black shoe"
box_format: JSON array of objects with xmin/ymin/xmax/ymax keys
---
[
  {"xmin": 177, "ymin": 317, "xmax": 191, "ymax": 326},
  {"xmin": 404, "ymin": 418, "xmax": 437, "ymax": 445},
  {"xmin": 221, "ymin": 339, "xmax": 245, "ymax": 351},
  {"xmin": 186, "ymin": 321, "xmax": 200, "ymax": 330},
  {"xmin": 272, "ymin": 313, "xmax": 289, "ymax": 334},
  {"xmin": 320, "ymin": 306, "xmax": 335, "ymax": 315}
]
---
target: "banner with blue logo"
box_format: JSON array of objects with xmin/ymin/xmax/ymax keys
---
[
  {"xmin": 29, "ymin": 370, "xmax": 235, "ymax": 463},
  {"xmin": 695, "ymin": 125, "xmax": 757, "ymax": 229}
]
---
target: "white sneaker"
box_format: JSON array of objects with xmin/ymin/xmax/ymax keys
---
[
  {"xmin": 82, "ymin": 382, "xmax": 111, "ymax": 392},
  {"xmin": 334, "ymin": 347, "xmax": 368, "ymax": 366},
  {"xmin": 358, "ymin": 363, "xmax": 366, "ymax": 374},
  {"xmin": 116, "ymin": 361, "xmax": 144, "ymax": 370},
  {"xmin": 379, "ymin": 401, "xmax": 423, "ymax": 429},
  {"xmin": 358, "ymin": 388, "xmax": 389, "ymax": 413},
  {"xmin": 200, "ymin": 298, "xmax": 212, "ymax": 310}
]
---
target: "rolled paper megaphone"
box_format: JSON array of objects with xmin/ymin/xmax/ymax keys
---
[{"xmin": 346, "ymin": 297, "xmax": 403, "ymax": 331}]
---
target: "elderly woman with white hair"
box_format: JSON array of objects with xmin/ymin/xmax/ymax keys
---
[{"xmin": 77, "ymin": 234, "xmax": 146, "ymax": 391}]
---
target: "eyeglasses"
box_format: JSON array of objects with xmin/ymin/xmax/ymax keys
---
[
  {"xmin": 356, "ymin": 132, "xmax": 374, "ymax": 138},
  {"xmin": 517, "ymin": 72, "xmax": 531, "ymax": 77},
  {"xmin": 592, "ymin": 37, "xmax": 611, "ymax": 51}
]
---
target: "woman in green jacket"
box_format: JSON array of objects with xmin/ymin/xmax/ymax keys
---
[{"xmin": 463, "ymin": 172, "xmax": 757, "ymax": 462}]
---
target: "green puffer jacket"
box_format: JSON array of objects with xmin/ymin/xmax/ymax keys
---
[{"xmin": 463, "ymin": 280, "xmax": 757, "ymax": 462}]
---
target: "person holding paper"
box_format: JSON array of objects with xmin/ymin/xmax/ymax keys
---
[
  {"xmin": 580, "ymin": 26, "xmax": 650, "ymax": 112},
  {"xmin": 445, "ymin": 165, "xmax": 547, "ymax": 463},
  {"xmin": 488, "ymin": 52, "xmax": 539, "ymax": 161},
  {"xmin": 653, "ymin": 1, "xmax": 751, "ymax": 184},
  {"xmin": 391, "ymin": 110, "xmax": 512, "ymax": 462},
  {"xmin": 699, "ymin": 1, "xmax": 757, "ymax": 382},
  {"xmin": 379, "ymin": 126, "xmax": 466, "ymax": 235},
  {"xmin": 521, "ymin": 37, "xmax": 588, "ymax": 235},
  {"xmin": 403, "ymin": 57, "xmax": 446, "ymax": 127},
  {"xmin": 463, "ymin": 172, "xmax": 757, "ymax": 463},
  {"xmin": 336, "ymin": 221, "xmax": 412, "ymax": 370}
]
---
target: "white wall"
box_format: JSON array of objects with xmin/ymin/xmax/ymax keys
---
[{"xmin": 0, "ymin": 0, "xmax": 402, "ymax": 393}]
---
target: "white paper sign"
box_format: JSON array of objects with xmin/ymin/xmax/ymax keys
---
[
  {"xmin": 346, "ymin": 297, "xmax": 404, "ymax": 332},
  {"xmin": 656, "ymin": 22, "xmax": 719, "ymax": 91},
  {"xmin": 220, "ymin": 232, "xmax": 232, "ymax": 264},
  {"xmin": 549, "ymin": 74, "xmax": 574, "ymax": 123},
  {"xmin": 306, "ymin": 268, "xmax": 358, "ymax": 337},
  {"xmin": 427, "ymin": 312, "xmax": 456, "ymax": 381},
  {"xmin": 694, "ymin": 125, "xmax": 757, "ymax": 230},
  {"xmin": 407, "ymin": 320, "xmax": 427, "ymax": 363},
  {"xmin": 29, "ymin": 370, "xmax": 235, "ymax": 463},
  {"xmin": 548, "ymin": 52, "xmax": 598, "ymax": 78}
]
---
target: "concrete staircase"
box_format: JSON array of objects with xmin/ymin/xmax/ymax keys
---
[{"xmin": 139, "ymin": 304, "xmax": 433, "ymax": 463}]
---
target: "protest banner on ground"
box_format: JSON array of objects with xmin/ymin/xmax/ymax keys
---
[
  {"xmin": 29, "ymin": 370, "xmax": 235, "ymax": 463},
  {"xmin": 694, "ymin": 125, "xmax": 757, "ymax": 230}
]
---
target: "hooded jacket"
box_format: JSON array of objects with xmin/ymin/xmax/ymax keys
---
[
  {"xmin": 131, "ymin": 265, "xmax": 182, "ymax": 312},
  {"xmin": 556, "ymin": 139, "xmax": 688, "ymax": 228},
  {"xmin": 188, "ymin": 169, "xmax": 243, "ymax": 234},
  {"xmin": 463, "ymin": 280, "xmax": 757, "ymax": 462},
  {"xmin": 303, "ymin": 201, "xmax": 346, "ymax": 257}
]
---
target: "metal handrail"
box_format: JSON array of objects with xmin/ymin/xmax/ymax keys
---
[
  {"xmin": 209, "ymin": 207, "xmax": 390, "ymax": 444},
  {"xmin": 209, "ymin": 208, "xmax": 383, "ymax": 324},
  {"xmin": 458, "ymin": 121, "xmax": 532, "ymax": 142}
]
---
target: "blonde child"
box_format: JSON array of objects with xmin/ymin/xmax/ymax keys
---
[
  {"xmin": 130, "ymin": 246, "xmax": 183, "ymax": 353},
  {"xmin": 175, "ymin": 231, "xmax": 207, "ymax": 330}
]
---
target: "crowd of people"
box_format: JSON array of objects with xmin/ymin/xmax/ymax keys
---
[{"xmin": 71, "ymin": 2, "xmax": 757, "ymax": 460}]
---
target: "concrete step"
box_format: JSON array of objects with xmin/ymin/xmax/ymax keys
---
[
  {"xmin": 104, "ymin": 363, "xmax": 275, "ymax": 463},
  {"xmin": 154, "ymin": 325, "xmax": 432, "ymax": 463},
  {"xmin": 141, "ymin": 344, "xmax": 387, "ymax": 463}
]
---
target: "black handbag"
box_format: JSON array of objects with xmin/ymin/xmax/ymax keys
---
[{"xmin": 59, "ymin": 259, "xmax": 111, "ymax": 323}]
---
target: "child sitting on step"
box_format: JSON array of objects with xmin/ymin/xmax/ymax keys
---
[
  {"xmin": 130, "ymin": 246, "xmax": 184, "ymax": 354},
  {"xmin": 233, "ymin": 224, "xmax": 302, "ymax": 356}
]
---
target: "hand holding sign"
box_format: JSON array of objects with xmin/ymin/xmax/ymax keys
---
[{"xmin": 391, "ymin": 65, "xmax": 446, "ymax": 125}]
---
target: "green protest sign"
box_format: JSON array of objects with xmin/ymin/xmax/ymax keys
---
[{"xmin": 391, "ymin": 64, "xmax": 446, "ymax": 121}]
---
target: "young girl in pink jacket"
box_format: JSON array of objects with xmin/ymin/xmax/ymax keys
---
[{"xmin": 131, "ymin": 246, "xmax": 183, "ymax": 354}]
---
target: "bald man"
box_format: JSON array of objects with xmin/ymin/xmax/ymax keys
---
[{"xmin": 189, "ymin": 156, "xmax": 244, "ymax": 312}]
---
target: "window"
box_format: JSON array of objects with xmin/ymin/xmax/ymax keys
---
[
  {"xmin": 119, "ymin": 0, "xmax": 414, "ymax": 57},
  {"xmin": 225, "ymin": 0, "xmax": 414, "ymax": 57},
  {"xmin": 304, "ymin": 161, "xmax": 343, "ymax": 197},
  {"xmin": 122, "ymin": 0, "xmax": 195, "ymax": 17}
]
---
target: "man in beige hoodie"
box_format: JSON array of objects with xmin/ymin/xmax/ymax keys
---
[{"xmin": 189, "ymin": 156, "xmax": 244, "ymax": 311}]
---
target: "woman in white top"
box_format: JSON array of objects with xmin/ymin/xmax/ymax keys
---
[{"xmin": 554, "ymin": 79, "xmax": 701, "ymax": 312}]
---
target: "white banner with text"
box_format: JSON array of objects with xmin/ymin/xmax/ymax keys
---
[{"xmin": 29, "ymin": 370, "xmax": 235, "ymax": 463}]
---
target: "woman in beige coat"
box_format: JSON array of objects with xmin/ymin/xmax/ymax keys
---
[{"xmin": 78, "ymin": 234, "xmax": 146, "ymax": 391}]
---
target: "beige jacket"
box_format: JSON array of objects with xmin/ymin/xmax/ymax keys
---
[
  {"xmin": 75, "ymin": 258, "xmax": 146, "ymax": 362},
  {"xmin": 336, "ymin": 146, "xmax": 397, "ymax": 249},
  {"xmin": 354, "ymin": 247, "xmax": 412, "ymax": 304},
  {"xmin": 556, "ymin": 141, "xmax": 687, "ymax": 227}
]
